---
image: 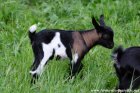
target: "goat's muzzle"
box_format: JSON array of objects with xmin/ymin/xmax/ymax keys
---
[{"xmin": 108, "ymin": 42, "xmax": 114, "ymax": 49}]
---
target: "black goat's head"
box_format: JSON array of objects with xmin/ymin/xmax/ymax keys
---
[{"xmin": 92, "ymin": 15, "xmax": 114, "ymax": 49}]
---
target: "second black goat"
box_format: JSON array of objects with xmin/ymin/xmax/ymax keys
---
[{"xmin": 112, "ymin": 46, "xmax": 140, "ymax": 91}]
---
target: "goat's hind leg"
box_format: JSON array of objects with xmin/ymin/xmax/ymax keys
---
[
  {"xmin": 30, "ymin": 53, "xmax": 53, "ymax": 84},
  {"xmin": 30, "ymin": 48, "xmax": 54, "ymax": 84}
]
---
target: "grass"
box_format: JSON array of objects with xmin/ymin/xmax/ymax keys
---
[{"xmin": 0, "ymin": 0, "xmax": 140, "ymax": 93}]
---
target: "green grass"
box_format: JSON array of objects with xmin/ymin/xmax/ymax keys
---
[{"xmin": 0, "ymin": 0, "xmax": 140, "ymax": 93}]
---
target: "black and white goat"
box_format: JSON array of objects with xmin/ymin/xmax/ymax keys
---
[
  {"xmin": 29, "ymin": 15, "xmax": 114, "ymax": 82},
  {"xmin": 112, "ymin": 46, "xmax": 140, "ymax": 92}
]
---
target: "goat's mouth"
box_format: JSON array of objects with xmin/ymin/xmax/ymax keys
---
[{"xmin": 107, "ymin": 42, "xmax": 114, "ymax": 49}]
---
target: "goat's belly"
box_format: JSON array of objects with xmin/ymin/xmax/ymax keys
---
[{"xmin": 55, "ymin": 48, "xmax": 68, "ymax": 59}]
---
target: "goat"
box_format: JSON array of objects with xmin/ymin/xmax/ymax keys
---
[
  {"xmin": 112, "ymin": 46, "xmax": 140, "ymax": 92},
  {"xmin": 29, "ymin": 15, "xmax": 114, "ymax": 83}
]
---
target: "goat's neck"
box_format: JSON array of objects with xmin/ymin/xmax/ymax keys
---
[{"xmin": 81, "ymin": 29, "xmax": 101, "ymax": 49}]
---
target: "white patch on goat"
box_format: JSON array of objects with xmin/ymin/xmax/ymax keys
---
[
  {"xmin": 30, "ymin": 43, "xmax": 53, "ymax": 75},
  {"xmin": 54, "ymin": 44, "xmax": 67, "ymax": 59},
  {"xmin": 71, "ymin": 53, "xmax": 79, "ymax": 64},
  {"xmin": 50, "ymin": 32, "xmax": 67, "ymax": 59},
  {"xmin": 112, "ymin": 53, "xmax": 120, "ymax": 68},
  {"xmin": 29, "ymin": 24, "xmax": 37, "ymax": 33},
  {"xmin": 30, "ymin": 32, "xmax": 67, "ymax": 75},
  {"xmin": 112, "ymin": 54, "xmax": 118, "ymax": 62}
]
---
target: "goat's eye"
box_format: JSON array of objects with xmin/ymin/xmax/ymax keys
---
[{"xmin": 103, "ymin": 34, "xmax": 110, "ymax": 39}]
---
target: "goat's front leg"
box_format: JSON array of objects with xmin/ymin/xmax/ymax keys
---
[
  {"xmin": 71, "ymin": 60, "xmax": 83, "ymax": 77},
  {"xmin": 69, "ymin": 53, "xmax": 83, "ymax": 78}
]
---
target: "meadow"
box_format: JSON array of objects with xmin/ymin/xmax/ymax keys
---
[{"xmin": 0, "ymin": 0, "xmax": 140, "ymax": 93}]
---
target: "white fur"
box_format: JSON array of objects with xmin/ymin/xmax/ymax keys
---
[
  {"xmin": 112, "ymin": 53, "xmax": 120, "ymax": 68},
  {"xmin": 112, "ymin": 53, "xmax": 118, "ymax": 63},
  {"xmin": 53, "ymin": 33, "xmax": 67, "ymax": 59},
  {"xmin": 29, "ymin": 24, "xmax": 37, "ymax": 33},
  {"xmin": 30, "ymin": 32, "xmax": 67, "ymax": 75},
  {"xmin": 71, "ymin": 53, "xmax": 79, "ymax": 64}
]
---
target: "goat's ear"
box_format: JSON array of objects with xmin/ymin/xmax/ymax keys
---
[
  {"xmin": 99, "ymin": 14, "xmax": 105, "ymax": 26},
  {"xmin": 92, "ymin": 16, "xmax": 100, "ymax": 31}
]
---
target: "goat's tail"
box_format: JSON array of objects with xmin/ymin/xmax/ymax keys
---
[
  {"xmin": 112, "ymin": 46, "xmax": 124, "ymax": 63},
  {"xmin": 28, "ymin": 24, "xmax": 37, "ymax": 41}
]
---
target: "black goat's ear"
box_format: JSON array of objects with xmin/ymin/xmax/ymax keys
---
[
  {"xmin": 92, "ymin": 16, "xmax": 100, "ymax": 31},
  {"xmin": 99, "ymin": 14, "xmax": 105, "ymax": 26}
]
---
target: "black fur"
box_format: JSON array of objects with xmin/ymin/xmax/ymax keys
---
[
  {"xmin": 99, "ymin": 14, "xmax": 105, "ymax": 26},
  {"xmin": 97, "ymin": 26, "xmax": 114, "ymax": 49},
  {"xmin": 56, "ymin": 55, "xmax": 61, "ymax": 60},
  {"xmin": 60, "ymin": 31, "xmax": 73, "ymax": 61},
  {"xmin": 92, "ymin": 15, "xmax": 114, "ymax": 49},
  {"xmin": 29, "ymin": 31, "xmax": 36, "ymax": 43},
  {"xmin": 58, "ymin": 44, "xmax": 60, "ymax": 47},
  {"xmin": 34, "ymin": 30, "xmax": 56, "ymax": 44},
  {"xmin": 112, "ymin": 46, "xmax": 140, "ymax": 91},
  {"xmin": 31, "ymin": 43, "xmax": 44, "ymax": 71}
]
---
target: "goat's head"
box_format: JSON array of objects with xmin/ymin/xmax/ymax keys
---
[{"xmin": 92, "ymin": 15, "xmax": 114, "ymax": 49}]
